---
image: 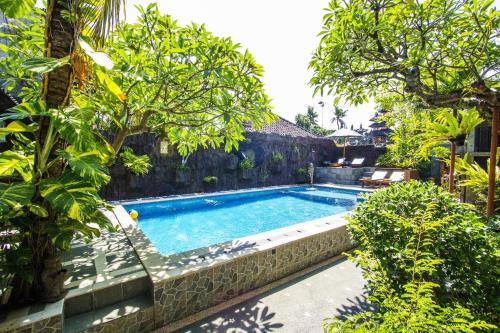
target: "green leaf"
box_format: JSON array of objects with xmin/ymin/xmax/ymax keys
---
[
  {"xmin": 0, "ymin": 182, "xmax": 35, "ymax": 214},
  {"xmin": 1, "ymin": 101, "xmax": 48, "ymax": 122},
  {"xmin": 0, "ymin": 120, "xmax": 37, "ymax": 135},
  {"xmin": 61, "ymin": 146, "xmax": 110, "ymax": 186},
  {"xmin": 40, "ymin": 171, "xmax": 99, "ymax": 220},
  {"xmin": 28, "ymin": 204, "xmax": 48, "ymax": 217},
  {"xmin": 96, "ymin": 70, "xmax": 127, "ymax": 101},
  {"xmin": 21, "ymin": 56, "xmax": 70, "ymax": 74},
  {"xmin": 0, "ymin": 0, "xmax": 34, "ymax": 18},
  {"xmin": 0, "ymin": 151, "xmax": 33, "ymax": 181}
]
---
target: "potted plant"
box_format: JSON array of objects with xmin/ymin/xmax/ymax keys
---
[
  {"xmin": 295, "ymin": 167, "xmax": 307, "ymax": 184},
  {"xmin": 202, "ymin": 175, "xmax": 218, "ymax": 191},
  {"xmin": 239, "ymin": 158, "xmax": 255, "ymax": 180},
  {"xmin": 269, "ymin": 152, "xmax": 284, "ymax": 174}
]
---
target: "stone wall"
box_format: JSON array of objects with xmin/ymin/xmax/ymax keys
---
[
  {"xmin": 341, "ymin": 145, "xmax": 387, "ymax": 166},
  {"xmin": 101, "ymin": 132, "xmax": 336, "ymax": 200},
  {"xmin": 101, "ymin": 134, "xmax": 387, "ymax": 200}
]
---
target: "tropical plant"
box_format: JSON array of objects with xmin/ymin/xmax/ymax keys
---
[
  {"xmin": 456, "ymin": 150, "xmax": 500, "ymax": 214},
  {"xmin": 119, "ymin": 147, "xmax": 150, "ymax": 176},
  {"xmin": 271, "ymin": 152, "xmax": 283, "ymax": 162},
  {"xmin": 310, "ymin": 0, "xmax": 499, "ymax": 215},
  {"xmin": 325, "ymin": 204, "xmax": 495, "ymax": 332},
  {"xmin": 0, "ymin": 0, "xmax": 123, "ymax": 305},
  {"xmin": 239, "ymin": 158, "xmax": 254, "ymax": 170},
  {"xmin": 331, "ymin": 106, "xmax": 346, "ymax": 130},
  {"xmin": 420, "ymin": 108, "xmax": 483, "ymax": 192},
  {"xmin": 0, "ymin": 0, "xmax": 273, "ymax": 305},
  {"xmin": 0, "ymin": 101, "xmax": 113, "ymax": 304},
  {"xmin": 348, "ymin": 181, "xmax": 499, "ymax": 322},
  {"xmin": 295, "ymin": 105, "xmax": 333, "ymax": 136},
  {"xmin": 87, "ymin": 3, "xmax": 273, "ymax": 156}
]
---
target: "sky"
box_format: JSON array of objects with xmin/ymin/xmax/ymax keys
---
[{"xmin": 126, "ymin": 0, "xmax": 376, "ymax": 130}]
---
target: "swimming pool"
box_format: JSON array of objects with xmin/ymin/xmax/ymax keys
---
[
  {"xmin": 115, "ymin": 184, "xmax": 367, "ymax": 329},
  {"xmin": 123, "ymin": 186, "xmax": 362, "ymax": 255}
]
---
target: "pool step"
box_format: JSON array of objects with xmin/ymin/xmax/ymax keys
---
[
  {"xmin": 64, "ymin": 274, "xmax": 151, "ymax": 318},
  {"xmin": 64, "ymin": 294, "xmax": 154, "ymax": 333},
  {"xmin": 285, "ymin": 190, "xmax": 355, "ymax": 206}
]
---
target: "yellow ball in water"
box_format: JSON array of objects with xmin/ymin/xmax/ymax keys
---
[{"xmin": 129, "ymin": 209, "xmax": 139, "ymax": 219}]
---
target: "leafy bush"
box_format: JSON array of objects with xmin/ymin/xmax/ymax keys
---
[
  {"xmin": 271, "ymin": 152, "xmax": 283, "ymax": 162},
  {"xmin": 325, "ymin": 205, "xmax": 495, "ymax": 332},
  {"xmin": 455, "ymin": 151, "xmax": 500, "ymax": 215},
  {"xmin": 296, "ymin": 167, "xmax": 307, "ymax": 175},
  {"xmin": 348, "ymin": 181, "xmax": 499, "ymax": 321},
  {"xmin": 119, "ymin": 147, "xmax": 151, "ymax": 175},
  {"xmin": 202, "ymin": 176, "xmax": 217, "ymax": 184},
  {"xmin": 239, "ymin": 158, "xmax": 254, "ymax": 169}
]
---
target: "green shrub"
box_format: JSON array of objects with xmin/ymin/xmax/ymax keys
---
[
  {"xmin": 348, "ymin": 181, "xmax": 499, "ymax": 321},
  {"xmin": 271, "ymin": 152, "xmax": 283, "ymax": 162},
  {"xmin": 296, "ymin": 167, "xmax": 307, "ymax": 175},
  {"xmin": 325, "ymin": 205, "xmax": 495, "ymax": 332},
  {"xmin": 239, "ymin": 158, "xmax": 254, "ymax": 169},
  {"xmin": 120, "ymin": 147, "xmax": 151, "ymax": 175},
  {"xmin": 202, "ymin": 176, "xmax": 217, "ymax": 184}
]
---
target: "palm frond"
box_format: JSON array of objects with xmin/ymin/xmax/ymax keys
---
[{"xmin": 78, "ymin": 0, "xmax": 125, "ymax": 47}]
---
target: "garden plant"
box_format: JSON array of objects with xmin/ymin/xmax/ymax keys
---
[{"xmin": 0, "ymin": 0, "xmax": 272, "ymax": 306}]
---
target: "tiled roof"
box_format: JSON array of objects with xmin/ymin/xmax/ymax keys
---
[{"xmin": 244, "ymin": 116, "xmax": 320, "ymax": 138}]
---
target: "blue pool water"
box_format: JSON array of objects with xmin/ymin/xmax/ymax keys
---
[{"xmin": 123, "ymin": 186, "xmax": 363, "ymax": 255}]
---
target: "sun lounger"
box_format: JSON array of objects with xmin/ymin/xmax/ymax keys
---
[
  {"xmin": 377, "ymin": 171, "xmax": 405, "ymax": 186},
  {"xmin": 330, "ymin": 158, "xmax": 346, "ymax": 167},
  {"xmin": 351, "ymin": 158, "xmax": 365, "ymax": 167},
  {"xmin": 359, "ymin": 170, "xmax": 388, "ymax": 187}
]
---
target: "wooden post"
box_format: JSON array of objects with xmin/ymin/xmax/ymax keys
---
[
  {"xmin": 343, "ymin": 138, "xmax": 347, "ymax": 159},
  {"xmin": 449, "ymin": 109, "xmax": 457, "ymax": 193},
  {"xmin": 449, "ymin": 141, "xmax": 455, "ymax": 193},
  {"xmin": 487, "ymin": 107, "xmax": 499, "ymax": 216}
]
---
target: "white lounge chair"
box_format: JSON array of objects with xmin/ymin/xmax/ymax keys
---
[
  {"xmin": 359, "ymin": 170, "xmax": 388, "ymax": 187},
  {"xmin": 351, "ymin": 158, "xmax": 365, "ymax": 167}
]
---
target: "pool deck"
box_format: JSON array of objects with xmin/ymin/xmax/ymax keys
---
[{"xmin": 171, "ymin": 257, "xmax": 370, "ymax": 333}]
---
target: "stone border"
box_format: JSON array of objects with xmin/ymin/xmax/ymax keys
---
[
  {"xmin": 154, "ymin": 253, "xmax": 348, "ymax": 333},
  {"xmin": 0, "ymin": 299, "xmax": 63, "ymax": 333},
  {"xmin": 114, "ymin": 184, "xmax": 368, "ymax": 329}
]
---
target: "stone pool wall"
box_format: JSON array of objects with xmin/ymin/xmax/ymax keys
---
[
  {"xmin": 112, "ymin": 203, "xmax": 355, "ymax": 330},
  {"xmin": 101, "ymin": 132, "xmax": 336, "ymax": 200},
  {"xmin": 152, "ymin": 224, "xmax": 353, "ymax": 329}
]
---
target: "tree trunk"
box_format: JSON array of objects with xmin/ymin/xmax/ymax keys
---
[
  {"xmin": 11, "ymin": 0, "xmax": 76, "ymax": 305},
  {"xmin": 487, "ymin": 107, "xmax": 499, "ymax": 216},
  {"xmin": 42, "ymin": 0, "xmax": 75, "ymax": 108}
]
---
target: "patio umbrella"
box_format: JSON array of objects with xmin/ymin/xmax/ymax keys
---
[{"xmin": 327, "ymin": 128, "xmax": 363, "ymax": 159}]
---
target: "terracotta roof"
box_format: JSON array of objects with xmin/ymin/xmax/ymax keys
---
[{"xmin": 243, "ymin": 116, "xmax": 320, "ymax": 138}]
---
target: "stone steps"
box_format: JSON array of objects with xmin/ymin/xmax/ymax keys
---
[
  {"xmin": 64, "ymin": 294, "xmax": 154, "ymax": 333},
  {"xmin": 64, "ymin": 274, "xmax": 150, "ymax": 318}
]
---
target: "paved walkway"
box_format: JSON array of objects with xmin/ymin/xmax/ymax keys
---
[{"xmin": 174, "ymin": 257, "xmax": 372, "ymax": 333}]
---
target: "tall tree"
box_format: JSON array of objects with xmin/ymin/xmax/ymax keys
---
[
  {"xmin": 310, "ymin": 0, "xmax": 499, "ymax": 215},
  {"xmin": 87, "ymin": 4, "xmax": 272, "ymax": 157},
  {"xmin": 331, "ymin": 105, "xmax": 347, "ymax": 130},
  {"xmin": 0, "ymin": 1, "xmax": 272, "ymax": 305}
]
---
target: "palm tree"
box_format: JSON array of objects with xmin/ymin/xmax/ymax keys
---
[
  {"xmin": 1, "ymin": 0, "xmax": 124, "ymax": 303},
  {"xmin": 421, "ymin": 108, "xmax": 483, "ymax": 193},
  {"xmin": 331, "ymin": 106, "xmax": 347, "ymax": 130}
]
